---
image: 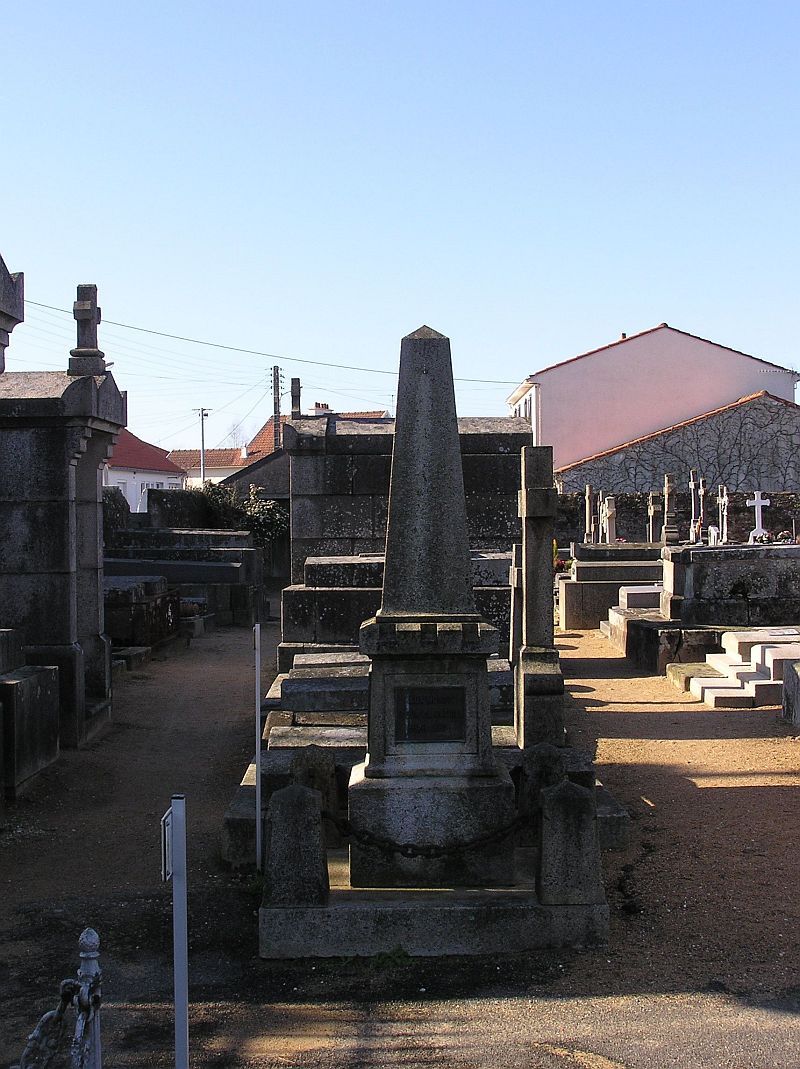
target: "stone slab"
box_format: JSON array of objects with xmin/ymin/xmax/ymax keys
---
[
  {"xmin": 0, "ymin": 666, "xmax": 60, "ymax": 800},
  {"xmin": 721, "ymin": 628, "xmax": 800, "ymax": 661},
  {"xmin": 280, "ymin": 671, "xmax": 369, "ymax": 712},
  {"xmin": 0, "ymin": 630, "xmax": 24, "ymax": 674},
  {"xmin": 782, "ymin": 661, "xmax": 800, "ymax": 726},
  {"xmin": 666, "ymin": 662, "xmax": 722, "ymax": 692},
  {"xmin": 276, "ymin": 642, "xmax": 360, "ymax": 673},
  {"xmin": 293, "ymin": 712, "xmax": 367, "ymax": 728},
  {"xmin": 112, "ymin": 646, "xmax": 152, "ymax": 670},
  {"xmin": 572, "ymin": 561, "xmax": 663, "ymax": 583},
  {"xmin": 618, "ymin": 584, "xmax": 663, "ymax": 610},
  {"xmin": 259, "ymin": 849, "xmax": 608, "ymax": 957},
  {"xmin": 559, "ymin": 580, "xmax": 632, "ymax": 631},
  {"xmin": 293, "ymin": 652, "xmax": 370, "ymax": 669}
]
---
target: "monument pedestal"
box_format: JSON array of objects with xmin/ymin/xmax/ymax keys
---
[{"xmin": 348, "ymin": 762, "xmax": 516, "ymax": 887}]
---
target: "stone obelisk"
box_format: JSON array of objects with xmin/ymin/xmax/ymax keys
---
[{"xmin": 349, "ymin": 326, "xmax": 516, "ymax": 888}]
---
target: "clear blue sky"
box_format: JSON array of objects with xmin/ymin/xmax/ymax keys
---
[{"xmin": 4, "ymin": 1, "xmax": 799, "ymax": 449}]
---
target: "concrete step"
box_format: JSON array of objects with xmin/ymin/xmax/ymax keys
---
[
  {"xmin": 705, "ymin": 652, "xmax": 746, "ymax": 674},
  {"xmin": 721, "ymin": 628, "xmax": 800, "ymax": 661},
  {"xmin": 738, "ymin": 673, "xmax": 784, "ymax": 705},
  {"xmin": 759, "ymin": 642, "xmax": 800, "ymax": 680},
  {"xmin": 666, "ymin": 662, "xmax": 722, "ymax": 692},
  {"xmin": 688, "ymin": 679, "xmax": 748, "ymax": 705},
  {"xmin": 280, "ymin": 669, "xmax": 370, "ymax": 712},
  {"xmin": 701, "ymin": 687, "xmax": 755, "ymax": 709}
]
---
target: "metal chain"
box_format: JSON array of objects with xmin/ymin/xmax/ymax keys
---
[{"xmin": 322, "ymin": 809, "xmax": 530, "ymax": 859}]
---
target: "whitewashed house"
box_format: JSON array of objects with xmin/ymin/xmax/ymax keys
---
[
  {"xmin": 507, "ymin": 324, "xmax": 799, "ymax": 471},
  {"xmin": 104, "ymin": 428, "xmax": 187, "ymax": 511}
]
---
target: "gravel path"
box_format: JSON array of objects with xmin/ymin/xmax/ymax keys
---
[{"xmin": 1, "ymin": 624, "xmax": 798, "ymax": 1068}]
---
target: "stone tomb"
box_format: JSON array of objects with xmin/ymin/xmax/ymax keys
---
[
  {"xmin": 259, "ymin": 327, "xmax": 608, "ymax": 956},
  {"xmin": 0, "ymin": 284, "xmax": 126, "ymax": 745}
]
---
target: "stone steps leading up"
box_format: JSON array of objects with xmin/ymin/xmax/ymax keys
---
[{"xmin": 672, "ymin": 628, "xmax": 800, "ymax": 709}]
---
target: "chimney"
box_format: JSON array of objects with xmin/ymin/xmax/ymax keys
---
[
  {"xmin": 620, "ymin": 332, "xmax": 627, "ymax": 340},
  {"xmin": 240, "ymin": 446, "xmax": 248, "ymax": 459},
  {"xmin": 291, "ymin": 377, "xmax": 301, "ymax": 418},
  {"xmin": 314, "ymin": 402, "xmax": 331, "ymax": 412}
]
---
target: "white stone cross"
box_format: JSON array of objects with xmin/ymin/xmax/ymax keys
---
[
  {"xmin": 718, "ymin": 485, "xmax": 729, "ymax": 543},
  {"xmin": 688, "ymin": 470, "xmax": 699, "ymax": 542},
  {"xmin": 747, "ymin": 491, "xmax": 771, "ymax": 542}
]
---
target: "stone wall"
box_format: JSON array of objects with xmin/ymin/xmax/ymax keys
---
[
  {"xmin": 285, "ymin": 415, "xmax": 530, "ymax": 584},
  {"xmin": 556, "ymin": 393, "xmax": 800, "ymax": 493}
]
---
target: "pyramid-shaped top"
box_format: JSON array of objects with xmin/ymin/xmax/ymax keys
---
[
  {"xmin": 403, "ymin": 325, "xmax": 446, "ymax": 341},
  {"xmin": 380, "ymin": 327, "xmax": 475, "ymax": 616}
]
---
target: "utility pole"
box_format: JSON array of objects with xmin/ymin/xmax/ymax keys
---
[
  {"xmin": 193, "ymin": 408, "xmax": 211, "ymax": 482},
  {"xmin": 271, "ymin": 366, "xmax": 284, "ymax": 451}
]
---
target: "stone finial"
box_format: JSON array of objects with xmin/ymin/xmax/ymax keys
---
[
  {"xmin": 0, "ymin": 253, "xmax": 24, "ymax": 373},
  {"xmin": 69, "ymin": 283, "xmax": 107, "ymax": 376},
  {"xmin": 380, "ymin": 326, "xmax": 475, "ymax": 617}
]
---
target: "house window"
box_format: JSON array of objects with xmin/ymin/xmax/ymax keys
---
[{"xmin": 143, "ymin": 481, "xmax": 164, "ymax": 490}]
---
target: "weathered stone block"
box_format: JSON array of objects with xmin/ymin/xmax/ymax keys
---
[
  {"xmin": 292, "ymin": 496, "xmax": 373, "ymax": 540},
  {"xmin": 352, "ymin": 455, "xmax": 391, "ymax": 495},
  {"xmin": 0, "ymin": 630, "xmax": 23, "ymax": 674},
  {"xmin": 538, "ymin": 779, "xmax": 605, "ymax": 906},
  {"xmin": 262, "ymin": 785, "xmax": 329, "ymax": 905},
  {"xmin": 348, "ymin": 762, "xmax": 516, "ymax": 888},
  {"xmin": 0, "ymin": 666, "xmax": 60, "ymax": 800},
  {"xmin": 461, "ymin": 454, "xmax": 522, "ymax": 494}
]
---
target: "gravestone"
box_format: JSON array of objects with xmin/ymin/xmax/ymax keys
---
[
  {"xmin": 747, "ymin": 491, "xmax": 771, "ymax": 542},
  {"xmin": 688, "ymin": 470, "xmax": 699, "ymax": 543},
  {"xmin": 349, "ymin": 326, "xmax": 516, "ymax": 888},
  {"xmin": 583, "ymin": 484, "xmax": 596, "ymax": 544},
  {"xmin": 661, "ymin": 473, "xmax": 679, "ymax": 545},
  {"xmin": 646, "ymin": 491, "xmax": 661, "ymax": 543},
  {"xmin": 513, "ymin": 446, "xmax": 565, "ymax": 747},
  {"xmin": 698, "ymin": 477, "xmax": 708, "ymax": 542},
  {"xmin": 718, "ymin": 484, "xmax": 729, "ymax": 544}
]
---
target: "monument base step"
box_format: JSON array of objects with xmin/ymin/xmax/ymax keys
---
[
  {"xmin": 666, "ymin": 662, "xmax": 723, "ymax": 692},
  {"xmin": 113, "ymin": 646, "xmax": 151, "ymax": 669},
  {"xmin": 259, "ymin": 849, "xmax": 608, "ymax": 957}
]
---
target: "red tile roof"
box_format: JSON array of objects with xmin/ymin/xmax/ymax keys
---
[
  {"xmin": 167, "ymin": 447, "xmax": 249, "ymax": 470},
  {"xmin": 555, "ymin": 391, "xmax": 800, "ymax": 472},
  {"xmin": 167, "ymin": 409, "xmax": 390, "ymax": 472},
  {"xmin": 109, "ymin": 429, "xmax": 186, "ymax": 474}
]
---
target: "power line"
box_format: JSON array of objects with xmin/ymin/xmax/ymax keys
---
[{"xmin": 23, "ymin": 299, "xmax": 520, "ymax": 385}]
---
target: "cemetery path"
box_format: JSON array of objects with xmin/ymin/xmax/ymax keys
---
[{"xmin": 1, "ymin": 625, "xmax": 799, "ymax": 1068}]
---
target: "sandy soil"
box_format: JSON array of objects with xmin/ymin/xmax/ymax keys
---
[{"xmin": 1, "ymin": 624, "xmax": 799, "ymax": 1068}]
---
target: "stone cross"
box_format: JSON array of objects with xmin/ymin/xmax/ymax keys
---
[
  {"xmin": 601, "ymin": 495, "xmax": 616, "ymax": 543},
  {"xmin": 697, "ymin": 477, "xmax": 707, "ymax": 542},
  {"xmin": 661, "ymin": 473, "xmax": 679, "ymax": 545},
  {"xmin": 583, "ymin": 484, "xmax": 596, "ymax": 544},
  {"xmin": 718, "ymin": 484, "xmax": 729, "ymax": 544},
  {"xmin": 747, "ymin": 491, "xmax": 771, "ymax": 543},
  {"xmin": 69, "ymin": 283, "xmax": 107, "ymax": 376},
  {"xmin": 647, "ymin": 491, "xmax": 661, "ymax": 543},
  {"xmin": 688, "ymin": 470, "xmax": 699, "ymax": 543},
  {"xmin": 73, "ymin": 284, "xmax": 102, "ymax": 350}
]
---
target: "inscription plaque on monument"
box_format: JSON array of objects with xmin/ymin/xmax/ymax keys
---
[{"xmin": 394, "ymin": 686, "xmax": 466, "ymax": 743}]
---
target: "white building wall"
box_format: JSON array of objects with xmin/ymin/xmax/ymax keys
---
[
  {"xmin": 104, "ymin": 466, "xmax": 185, "ymax": 511},
  {"xmin": 515, "ymin": 329, "xmax": 797, "ymax": 469}
]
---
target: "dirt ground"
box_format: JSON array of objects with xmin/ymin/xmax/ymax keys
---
[{"xmin": 1, "ymin": 623, "xmax": 799, "ymax": 1068}]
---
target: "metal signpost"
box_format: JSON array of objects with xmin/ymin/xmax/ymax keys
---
[
  {"xmin": 254, "ymin": 623, "xmax": 262, "ymax": 869},
  {"xmin": 161, "ymin": 794, "xmax": 189, "ymax": 1069}
]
